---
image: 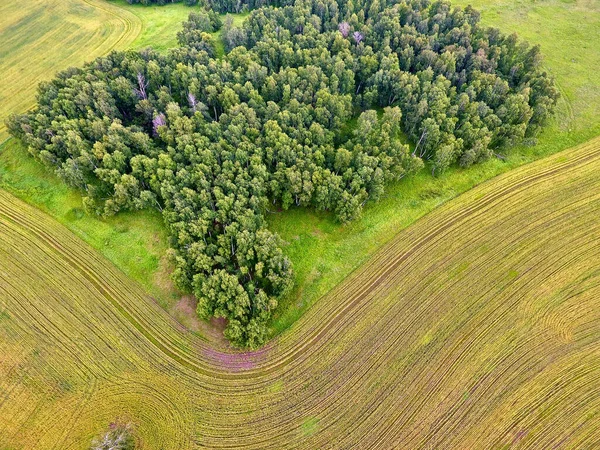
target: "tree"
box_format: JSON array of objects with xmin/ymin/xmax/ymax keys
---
[{"xmin": 222, "ymin": 15, "xmax": 248, "ymax": 52}]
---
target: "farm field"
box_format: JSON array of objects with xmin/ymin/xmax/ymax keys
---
[
  {"xmin": 0, "ymin": 0, "xmax": 142, "ymax": 142},
  {"xmin": 1, "ymin": 0, "xmax": 600, "ymax": 445},
  {"xmin": 1, "ymin": 134, "xmax": 599, "ymax": 448}
]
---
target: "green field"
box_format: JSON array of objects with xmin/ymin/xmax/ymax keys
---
[
  {"xmin": 108, "ymin": 0, "xmax": 197, "ymax": 51},
  {"xmin": 0, "ymin": 139, "xmax": 173, "ymax": 303},
  {"xmin": 106, "ymin": 0, "xmax": 248, "ymax": 52},
  {"xmin": 1, "ymin": 135, "xmax": 598, "ymax": 448}
]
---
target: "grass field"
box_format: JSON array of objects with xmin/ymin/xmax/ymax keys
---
[
  {"xmin": 0, "ymin": 0, "xmax": 143, "ymax": 142},
  {"xmin": 106, "ymin": 0, "xmax": 248, "ymax": 52},
  {"xmin": 1, "ymin": 134, "xmax": 599, "ymax": 448},
  {"xmin": 107, "ymin": 0, "xmax": 196, "ymax": 51},
  {"xmin": 0, "ymin": 139, "xmax": 174, "ymax": 308}
]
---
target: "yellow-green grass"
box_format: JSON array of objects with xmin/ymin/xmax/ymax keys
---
[
  {"xmin": 268, "ymin": 0, "xmax": 600, "ymax": 334},
  {"xmin": 1, "ymin": 135, "xmax": 599, "ymax": 448},
  {"xmin": 0, "ymin": 0, "xmax": 142, "ymax": 142},
  {"xmin": 106, "ymin": 0, "xmax": 249, "ymax": 53},
  {"xmin": 107, "ymin": 0, "xmax": 197, "ymax": 51}
]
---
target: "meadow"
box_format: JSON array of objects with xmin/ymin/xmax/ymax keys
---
[
  {"xmin": 105, "ymin": 0, "xmax": 248, "ymax": 54},
  {"xmin": 1, "ymin": 134, "xmax": 598, "ymax": 448},
  {"xmin": 107, "ymin": 0, "xmax": 201, "ymax": 51},
  {"xmin": 1, "ymin": 0, "xmax": 599, "ymax": 340}
]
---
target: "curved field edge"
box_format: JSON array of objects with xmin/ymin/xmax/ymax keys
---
[
  {"xmin": 0, "ymin": 139, "xmax": 177, "ymax": 316},
  {"xmin": 106, "ymin": 0, "xmax": 220, "ymax": 52},
  {"xmin": 0, "ymin": 0, "xmax": 142, "ymax": 142},
  {"xmin": 1, "ymin": 135, "xmax": 599, "ymax": 448}
]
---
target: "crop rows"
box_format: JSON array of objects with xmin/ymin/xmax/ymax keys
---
[
  {"xmin": 1, "ymin": 136, "xmax": 599, "ymax": 448},
  {"xmin": 0, "ymin": 0, "xmax": 142, "ymax": 141}
]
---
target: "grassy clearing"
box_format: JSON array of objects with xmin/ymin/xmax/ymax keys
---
[
  {"xmin": 0, "ymin": 0, "xmax": 142, "ymax": 142},
  {"xmin": 454, "ymin": 0, "xmax": 600, "ymax": 132},
  {"xmin": 107, "ymin": 0, "xmax": 194, "ymax": 51},
  {"xmin": 1, "ymin": 135, "xmax": 599, "ymax": 448},
  {"xmin": 107, "ymin": 0, "xmax": 249, "ymax": 52},
  {"xmin": 268, "ymin": 0, "xmax": 600, "ymax": 334}
]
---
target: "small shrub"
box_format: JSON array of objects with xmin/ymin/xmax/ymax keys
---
[{"xmin": 90, "ymin": 422, "xmax": 135, "ymax": 450}]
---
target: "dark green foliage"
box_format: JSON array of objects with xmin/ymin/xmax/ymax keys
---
[
  {"xmin": 205, "ymin": 0, "xmax": 289, "ymax": 14},
  {"xmin": 176, "ymin": 10, "xmax": 223, "ymax": 55},
  {"xmin": 7, "ymin": 0, "xmax": 558, "ymax": 347},
  {"xmin": 177, "ymin": 12, "xmax": 220, "ymax": 54}
]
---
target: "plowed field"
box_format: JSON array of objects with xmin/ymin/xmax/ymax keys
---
[{"xmin": 1, "ymin": 136, "xmax": 599, "ymax": 448}]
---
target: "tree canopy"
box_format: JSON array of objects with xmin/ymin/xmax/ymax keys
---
[{"xmin": 7, "ymin": 0, "xmax": 558, "ymax": 348}]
